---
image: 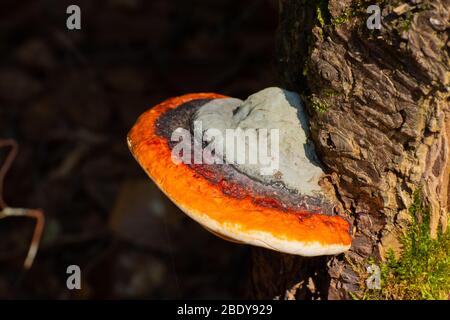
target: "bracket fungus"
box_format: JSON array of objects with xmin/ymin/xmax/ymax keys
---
[{"xmin": 128, "ymin": 87, "xmax": 351, "ymax": 256}]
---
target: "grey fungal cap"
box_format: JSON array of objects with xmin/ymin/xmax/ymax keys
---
[{"xmin": 194, "ymin": 87, "xmax": 325, "ymax": 196}]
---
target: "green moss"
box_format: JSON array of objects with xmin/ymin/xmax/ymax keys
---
[
  {"xmin": 314, "ymin": 0, "xmax": 331, "ymax": 28},
  {"xmin": 398, "ymin": 10, "xmax": 414, "ymax": 31},
  {"xmin": 362, "ymin": 191, "xmax": 450, "ymax": 300},
  {"xmin": 333, "ymin": 14, "xmax": 350, "ymax": 26},
  {"xmin": 321, "ymin": 88, "xmax": 340, "ymax": 97},
  {"xmin": 316, "ymin": 6, "xmax": 326, "ymax": 27},
  {"xmin": 309, "ymin": 96, "xmax": 329, "ymax": 113}
]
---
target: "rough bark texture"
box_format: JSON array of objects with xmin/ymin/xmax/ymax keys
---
[{"xmin": 251, "ymin": 0, "xmax": 449, "ymax": 299}]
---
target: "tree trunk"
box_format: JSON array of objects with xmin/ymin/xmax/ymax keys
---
[{"xmin": 250, "ymin": 0, "xmax": 449, "ymax": 300}]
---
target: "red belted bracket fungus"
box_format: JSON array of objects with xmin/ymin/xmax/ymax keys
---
[{"xmin": 128, "ymin": 88, "xmax": 351, "ymax": 256}]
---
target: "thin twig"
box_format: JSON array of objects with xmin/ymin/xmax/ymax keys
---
[
  {"xmin": 0, "ymin": 139, "xmax": 45, "ymax": 269},
  {"xmin": 0, "ymin": 139, "xmax": 18, "ymax": 209},
  {"xmin": 0, "ymin": 208, "xmax": 45, "ymax": 269}
]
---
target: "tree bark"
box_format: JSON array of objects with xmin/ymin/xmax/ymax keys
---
[{"xmin": 250, "ymin": 0, "xmax": 449, "ymax": 300}]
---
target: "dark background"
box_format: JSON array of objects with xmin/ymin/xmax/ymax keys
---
[{"xmin": 0, "ymin": 0, "xmax": 278, "ymax": 298}]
